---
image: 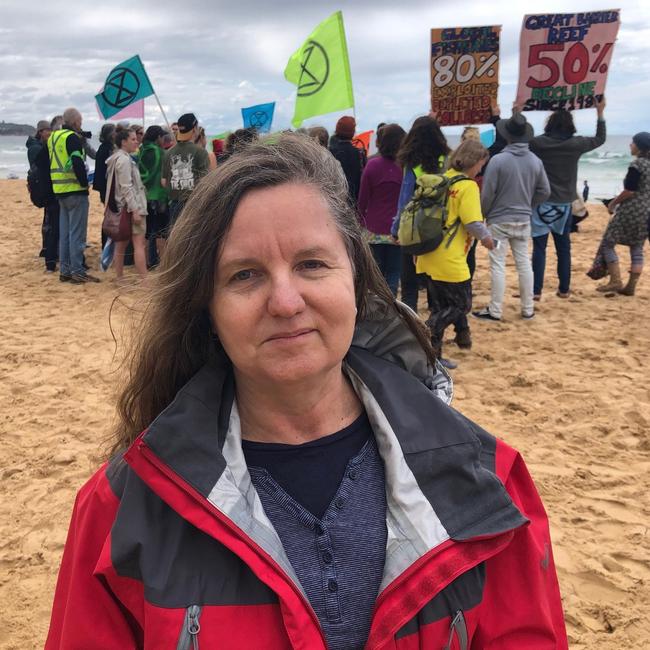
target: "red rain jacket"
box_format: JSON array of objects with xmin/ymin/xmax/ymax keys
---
[{"xmin": 45, "ymin": 347, "xmax": 568, "ymax": 649}]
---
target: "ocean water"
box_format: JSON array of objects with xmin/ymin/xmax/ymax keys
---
[{"xmin": 1, "ymin": 133, "xmax": 633, "ymax": 199}]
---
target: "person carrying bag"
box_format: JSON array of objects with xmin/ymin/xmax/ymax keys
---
[{"xmin": 103, "ymin": 129, "xmax": 148, "ymax": 282}]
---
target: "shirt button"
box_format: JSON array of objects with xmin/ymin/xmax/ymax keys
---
[
  {"xmin": 315, "ymin": 524, "xmax": 324, "ymax": 536},
  {"xmin": 348, "ymin": 469, "xmax": 358, "ymax": 480},
  {"xmin": 327, "ymin": 579, "xmax": 338, "ymax": 593},
  {"xmin": 322, "ymin": 551, "xmax": 333, "ymax": 564},
  {"xmin": 334, "ymin": 497, "xmax": 344, "ymax": 509}
]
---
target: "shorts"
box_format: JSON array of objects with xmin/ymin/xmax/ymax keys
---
[
  {"xmin": 146, "ymin": 200, "xmax": 171, "ymax": 239},
  {"xmin": 132, "ymin": 214, "xmax": 147, "ymax": 237}
]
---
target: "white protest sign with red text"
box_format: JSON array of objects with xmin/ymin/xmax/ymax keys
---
[{"xmin": 516, "ymin": 9, "xmax": 620, "ymax": 112}]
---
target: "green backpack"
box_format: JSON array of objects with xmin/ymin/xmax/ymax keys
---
[{"xmin": 398, "ymin": 173, "xmax": 468, "ymax": 255}]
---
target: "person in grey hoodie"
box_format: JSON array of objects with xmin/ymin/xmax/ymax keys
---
[
  {"xmin": 529, "ymin": 97, "xmax": 606, "ymax": 298},
  {"xmin": 473, "ymin": 113, "xmax": 550, "ymax": 321}
]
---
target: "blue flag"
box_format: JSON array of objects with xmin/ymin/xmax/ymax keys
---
[
  {"xmin": 241, "ymin": 102, "xmax": 275, "ymax": 133},
  {"xmin": 480, "ymin": 129, "xmax": 496, "ymax": 148}
]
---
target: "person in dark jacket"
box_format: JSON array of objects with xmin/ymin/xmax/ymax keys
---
[
  {"xmin": 528, "ymin": 97, "xmax": 606, "ymax": 298},
  {"xmin": 328, "ymin": 115, "xmax": 365, "ymax": 204},
  {"xmin": 93, "ymin": 123, "xmax": 115, "ymax": 204},
  {"xmin": 26, "ymin": 120, "xmax": 60, "ymax": 272},
  {"xmin": 45, "ymin": 135, "xmax": 568, "ymax": 649}
]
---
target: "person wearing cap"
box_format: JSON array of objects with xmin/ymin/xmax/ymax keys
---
[
  {"xmin": 161, "ymin": 113, "xmax": 210, "ymax": 229},
  {"xmin": 139, "ymin": 125, "xmax": 170, "ymax": 265},
  {"xmin": 473, "ymin": 111, "xmax": 550, "ymax": 321},
  {"xmin": 328, "ymin": 116, "xmax": 365, "ymax": 204},
  {"xmin": 588, "ymin": 131, "xmax": 650, "ymax": 296},
  {"xmin": 26, "ymin": 119, "xmax": 60, "ymax": 272},
  {"xmin": 529, "ymin": 98, "xmax": 606, "ymax": 299}
]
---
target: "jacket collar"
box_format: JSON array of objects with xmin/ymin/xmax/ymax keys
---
[{"xmin": 135, "ymin": 297, "xmax": 526, "ymax": 594}]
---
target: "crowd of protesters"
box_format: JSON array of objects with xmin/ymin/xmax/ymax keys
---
[{"xmin": 26, "ymin": 101, "xmax": 650, "ymax": 366}]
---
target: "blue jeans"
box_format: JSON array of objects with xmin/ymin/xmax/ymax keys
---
[
  {"xmin": 58, "ymin": 194, "xmax": 89, "ymax": 276},
  {"xmin": 532, "ymin": 216, "xmax": 571, "ymax": 295},
  {"xmin": 370, "ymin": 244, "xmax": 401, "ymax": 296}
]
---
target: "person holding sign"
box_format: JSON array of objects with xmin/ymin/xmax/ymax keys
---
[{"xmin": 528, "ymin": 97, "xmax": 606, "ymax": 299}]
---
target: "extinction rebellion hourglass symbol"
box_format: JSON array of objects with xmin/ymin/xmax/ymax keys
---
[
  {"xmin": 101, "ymin": 67, "xmax": 141, "ymax": 109},
  {"xmin": 297, "ymin": 40, "xmax": 330, "ymax": 97},
  {"xmin": 249, "ymin": 112, "xmax": 269, "ymax": 129}
]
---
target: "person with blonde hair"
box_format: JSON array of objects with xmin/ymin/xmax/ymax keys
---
[
  {"xmin": 415, "ymin": 139, "xmax": 495, "ymax": 364},
  {"xmin": 461, "ymin": 126, "xmax": 480, "ymax": 142},
  {"xmin": 194, "ymin": 126, "xmax": 217, "ymax": 170}
]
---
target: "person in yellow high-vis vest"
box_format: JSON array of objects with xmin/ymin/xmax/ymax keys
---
[{"xmin": 48, "ymin": 108, "xmax": 100, "ymax": 283}]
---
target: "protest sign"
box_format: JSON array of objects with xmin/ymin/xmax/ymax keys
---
[
  {"xmin": 515, "ymin": 9, "xmax": 620, "ymax": 111},
  {"xmin": 430, "ymin": 25, "xmax": 500, "ymax": 126}
]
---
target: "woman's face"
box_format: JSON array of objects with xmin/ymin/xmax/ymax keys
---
[
  {"xmin": 210, "ymin": 183, "xmax": 357, "ymax": 387},
  {"xmin": 630, "ymin": 141, "xmax": 640, "ymax": 156},
  {"xmin": 123, "ymin": 131, "xmax": 138, "ymax": 153}
]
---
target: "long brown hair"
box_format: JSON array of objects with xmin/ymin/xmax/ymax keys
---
[
  {"xmin": 397, "ymin": 115, "xmax": 450, "ymax": 173},
  {"xmin": 110, "ymin": 134, "xmax": 435, "ymax": 454}
]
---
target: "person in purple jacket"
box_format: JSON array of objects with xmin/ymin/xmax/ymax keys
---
[{"xmin": 357, "ymin": 124, "xmax": 406, "ymax": 296}]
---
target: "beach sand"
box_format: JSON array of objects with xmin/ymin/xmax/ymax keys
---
[{"xmin": 1, "ymin": 179, "xmax": 648, "ymax": 649}]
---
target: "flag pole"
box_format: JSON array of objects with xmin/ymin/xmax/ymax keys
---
[{"xmin": 153, "ymin": 92, "xmax": 171, "ymax": 129}]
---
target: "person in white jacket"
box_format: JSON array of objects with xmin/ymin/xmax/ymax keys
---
[{"xmin": 106, "ymin": 129, "xmax": 148, "ymax": 281}]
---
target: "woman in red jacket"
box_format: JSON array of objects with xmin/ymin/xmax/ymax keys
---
[{"xmin": 46, "ymin": 135, "xmax": 567, "ymax": 650}]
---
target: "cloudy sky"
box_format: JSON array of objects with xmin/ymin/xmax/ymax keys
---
[{"xmin": 1, "ymin": 0, "xmax": 648, "ymax": 137}]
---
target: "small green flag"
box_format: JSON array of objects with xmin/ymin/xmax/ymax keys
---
[
  {"xmin": 284, "ymin": 11, "xmax": 354, "ymax": 128},
  {"xmin": 95, "ymin": 55, "xmax": 155, "ymax": 120}
]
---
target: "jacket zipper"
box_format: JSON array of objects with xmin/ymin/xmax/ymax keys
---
[
  {"xmin": 366, "ymin": 528, "xmax": 518, "ymax": 648},
  {"xmin": 134, "ymin": 440, "xmax": 326, "ymax": 647},
  {"xmin": 176, "ymin": 605, "xmax": 202, "ymax": 650},
  {"xmin": 444, "ymin": 610, "xmax": 468, "ymax": 650}
]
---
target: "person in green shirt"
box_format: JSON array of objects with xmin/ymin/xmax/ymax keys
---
[{"xmin": 139, "ymin": 125, "xmax": 169, "ymax": 264}]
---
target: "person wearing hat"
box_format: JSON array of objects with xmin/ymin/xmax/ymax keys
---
[
  {"xmin": 588, "ymin": 131, "xmax": 650, "ymax": 296},
  {"xmin": 473, "ymin": 111, "xmax": 550, "ymax": 321},
  {"xmin": 529, "ymin": 98, "xmax": 606, "ymax": 299},
  {"xmin": 328, "ymin": 115, "xmax": 365, "ymax": 204},
  {"xmin": 26, "ymin": 119, "xmax": 59, "ymax": 272},
  {"xmin": 161, "ymin": 113, "xmax": 210, "ymax": 230},
  {"xmin": 139, "ymin": 125, "xmax": 170, "ymax": 265}
]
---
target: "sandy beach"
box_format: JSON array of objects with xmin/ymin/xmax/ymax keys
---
[{"xmin": 1, "ymin": 178, "xmax": 648, "ymax": 649}]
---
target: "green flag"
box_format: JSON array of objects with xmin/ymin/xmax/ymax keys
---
[
  {"xmin": 95, "ymin": 55, "xmax": 155, "ymax": 120},
  {"xmin": 284, "ymin": 11, "xmax": 354, "ymax": 128}
]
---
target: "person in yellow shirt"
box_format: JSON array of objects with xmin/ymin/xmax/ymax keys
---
[{"xmin": 416, "ymin": 140, "xmax": 495, "ymax": 365}]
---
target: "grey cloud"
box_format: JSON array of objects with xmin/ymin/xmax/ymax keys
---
[{"xmin": 0, "ymin": 0, "xmax": 648, "ymax": 135}]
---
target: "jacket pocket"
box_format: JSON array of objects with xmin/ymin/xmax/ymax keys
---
[
  {"xmin": 176, "ymin": 605, "xmax": 202, "ymax": 650},
  {"xmin": 444, "ymin": 610, "xmax": 468, "ymax": 650}
]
